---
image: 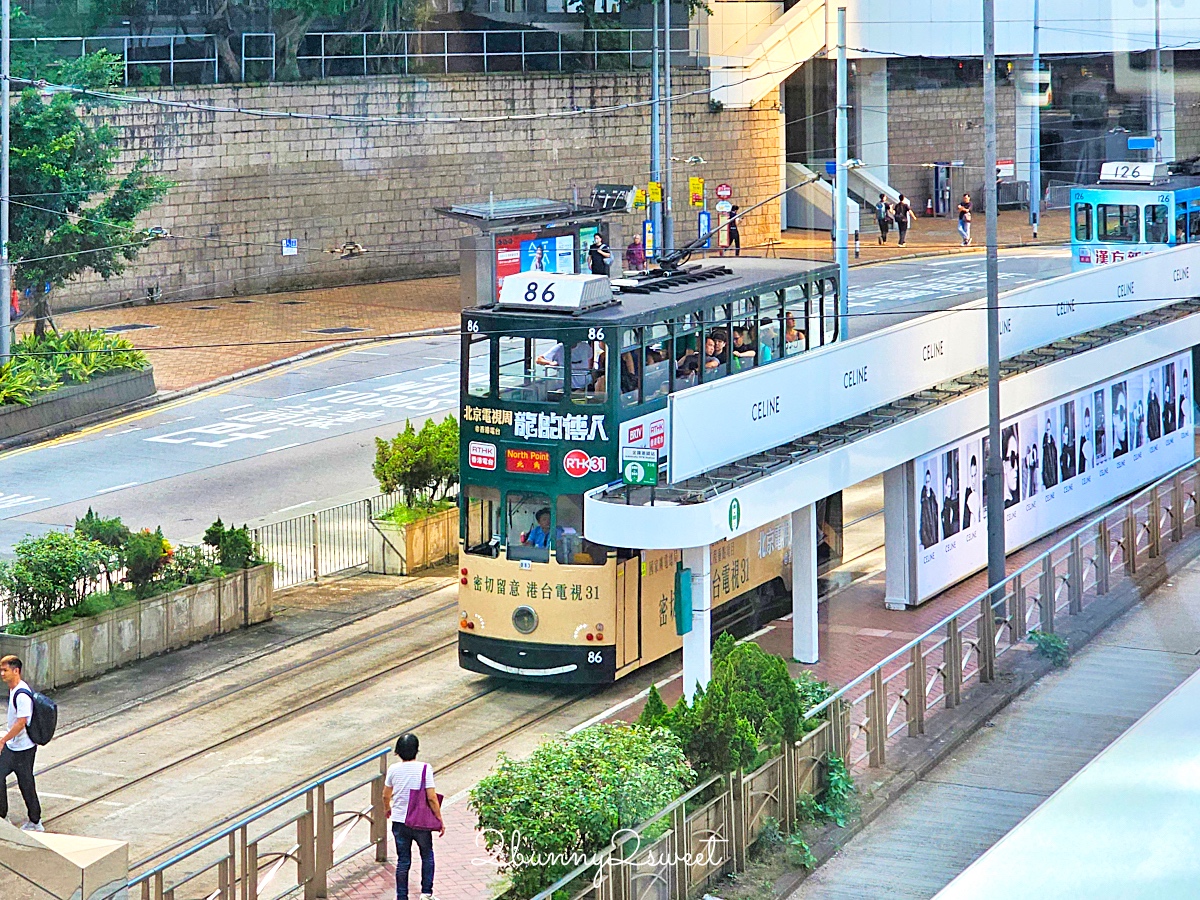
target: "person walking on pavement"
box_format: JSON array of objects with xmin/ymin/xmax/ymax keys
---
[
  {"xmin": 894, "ymin": 194, "xmax": 913, "ymax": 246},
  {"xmin": 588, "ymin": 234, "xmax": 612, "ymax": 276},
  {"xmin": 957, "ymin": 193, "xmax": 972, "ymax": 246},
  {"xmin": 728, "ymin": 206, "xmax": 742, "ymax": 256},
  {"xmin": 384, "ymin": 733, "xmax": 443, "ymax": 900},
  {"xmin": 875, "ymin": 194, "xmax": 892, "ymax": 244},
  {"xmin": 625, "ymin": 233, "xmax": 645, "ymax": 271},
  {"xmin": 0, "ymin": 656, "xmax": 42, "ymax": 832}
]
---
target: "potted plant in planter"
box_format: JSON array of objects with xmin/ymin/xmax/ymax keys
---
[{"xmin": 369, "ymin": 416, "xmax": 459, "ymax": 575}]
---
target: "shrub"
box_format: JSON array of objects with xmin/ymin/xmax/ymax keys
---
[
  {"xmin": 470, "ymin": 724, "xmax": 694, "ymax": 898},
  {"xmin": 0, "ymin": 532, "xmax": 110, "ymax": 623},
  {"xmin": 74, "ymin": 508, "xmax": 131, "ymax": 550},
  {"xmin": 639, "ymin": 635, "xmax": 833, "ymax": 777},
  {"xmin": 123, "ymin": 527, "xmax": 171, "ymax": 593},
  {"xmin": 1029, "ymin": 629, "xmax": 1070, "ymax": 667},
  {"xmin": 202, "ymin": 518, "xmax": 258, "ymax": 569},
  {"xmin": 0, "ymin": 331, "xmax": 148, "ymax": 406},
  {"xmin": 373, "ymin": 416, "xmax": 459, "ymax": 508}
]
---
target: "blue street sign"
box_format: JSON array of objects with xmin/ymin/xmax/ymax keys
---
[
  {"xmin": 1127, "ymin": 136, "xmax": 1156, "ymax": 151},
  {"xmin": 698, "ymin": 210, "xmax": 712, "ymax": 249},
  {"xmin": 643, "ymin": 219, "xmax": 656, "ymax": 256},
  {"xmin": 824, "ymin": 160, "xmax": 837, "ymax": 176}
]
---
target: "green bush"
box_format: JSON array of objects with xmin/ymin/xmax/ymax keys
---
[
  {"xmin": 639, "ymin": 635, "xmax": 833, "ymax": 776},
  {"xmin": 470, "ymin": 724, "xmax": 694, "ymax": 898},
  {"xmin": 202, "ymin": 518, "xmax": 259, "ymax": 569},
  {"xmin": 373, "ymin": 416, "xmax": 459, "ymax": 508},
  {"xmin": 74, "ymin": 507, "xmax": 131, "ymax": 549},
  {"xmin": 0, "ymin": 330, "xmax": 147, "ymax": 406},
  {"xmin": 122, "ymin": 527, "xmax": 170, "ymax": 594},
  {"xmin": 0, "ymin": 531, "xmax": 110, "ymax": 623},
  {"xmin": 1029, "ymin": 629, "xmax": 1070, "ymax": 667}
]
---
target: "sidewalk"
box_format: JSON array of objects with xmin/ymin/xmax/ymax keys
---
[{"xmin": 28, "ymin": 276, "xmax": 462, "ymax": 392}]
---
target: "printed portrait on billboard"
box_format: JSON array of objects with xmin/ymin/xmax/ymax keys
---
[
  {"xmin": 1020, "ymin": 414, "xmax": 1039, "ymax": 500},
  {"xmin": 1059, "ymin": 401, "xmax": 1077, "ymax": 482},
  {"xmin": 1040, "ymin": 407, "xmax": 1059, "ymax": 489},
  {"xmin": 1162, "ymin": 362, "xmax": 1177, "ymax": 436},
  {"xmin": 1181, "ymin": 364, "xmax": 1192, "ymax": 432},
  {"xmin": 962, "ymin": 441, "xmax": 982, "ymax": 530},
  {"xmin": 981, "ymin": 436, "xmax": 990, "ymax": 520},
  {"xmin": 1003, "ymin": 424, "xmax": 1021, "ymax": 510},
  {"xmin": 1093, "ymin": 388, "xmax": 1108, "ymax": 464},
  {"xmin": 919, "ymin": 458, "xmax": 941, "ymax": 550},
  {"xmin": 1130, "ymin": 373, "xmax": 1147, "ymax": 449},
  {"xmin": 1111, "ymin": 381, "xmax": 1129, "ymax": 458},
  {"xmin": 1147, "ymin": 370, "xmax": 1163, "ymax": 441},
  {"xmin": 1078, "ymin": 394, "xmax": 1094, "ymax": 474},
  {"xmin": 941, "ymin": 448, "xmax": 961, "ymax": 540}
]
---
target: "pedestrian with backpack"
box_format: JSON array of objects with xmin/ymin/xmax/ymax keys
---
[
  {"xmin": 875, "ymin": 194, "xmax": 892, "ymax": 244},
  {"xmin": 0, "ymin": 655, "xmax": 49, "ymax": 832},
  {"xmin": 894, "ymin": 194, "xmax": 914, "ymax": 246},
  {"xmin": 383, "ymin": 733, "xmax": 444, "ymax": 900}
]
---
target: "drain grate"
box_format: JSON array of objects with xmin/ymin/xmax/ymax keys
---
[
  {"xmin": 231, "ymin": 299, "xmax": 255, "ymax": 304},
  {"xmin": 280, "ymin": 300, "xmax": 306, "ymax": 305},
  {"xmin": 305, "ymin": 326, "xmax": 368, "ymax": 335},
  {"xmin": 191, "ymin": 305, "xmax": 219, "ymax": 310},
  {"xmin": 104, "ymin": 323, "xmax": 158, "ymax": 333}
]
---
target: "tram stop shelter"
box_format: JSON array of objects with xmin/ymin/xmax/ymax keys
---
[{"xmin": 585, "ymin": 244, "xmax": 1200, "ymax": 698}]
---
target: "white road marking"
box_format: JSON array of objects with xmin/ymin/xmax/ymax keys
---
[
  {"xmin": 349, "ymin": 351, "xmax": 388, "ymax": 357},
  {"xmin": 276, "ymin": 500, "xmax": 316, "ymax": 513},
  {"xmin": 38, "ymin": 791, "xmax": 88, "ymax": 802},
  {"xmin": 95, "ymin": 481, "xmax": 139, "ymax": 495},
  {"xmin": 0, "ymin": 493, "xmax": 50, "ymax": 510},
  {"xmin": 739, "ymin": 625, "xmax": 776, "ymax": 642},
  {"xmin": 220, "ymin": 403, "xmax": 254, "ymax": 412},
  {"xmin": 568, "ymin": 671, "xmax": 684, "ymax": 736},
  {"xmin": 265, "ymin": 442, "xmax": 303, "ymax": 454}
]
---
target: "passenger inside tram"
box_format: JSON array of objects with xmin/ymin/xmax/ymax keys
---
[
  {"xmin": 536, "ymin": 342, "xmax": 593, "ymax": 389},
  {"xmin": 731, "ymin": 326, "xmax": 756, "ymax": 371}
]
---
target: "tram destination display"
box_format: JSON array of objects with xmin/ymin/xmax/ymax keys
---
[{"xmin": 913, "ymin": 353, "xmax": 1192, "ymax": 601}]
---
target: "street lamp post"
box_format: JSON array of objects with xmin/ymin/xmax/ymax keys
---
[
  {"xmin": 650, "ymin": 0, "xmax": 662, "ymax": 259},
  {"xmin": 662, "ymin": 0, "xmax": 675, "ymax": 254},
  {"xmin": 835, "ymin": 7, "xmax": 849, "ymax": 340},
  {"xmin": 984, "ymin": 0, "xmax": 1005, "ymax": 599},
  {"xmin": 1, "ymin": 0, "xmax": 11, "ymax": 362},
  {"xmin": 1030, "ymin": 0, "xmax": 1040, "ymax": 238}
]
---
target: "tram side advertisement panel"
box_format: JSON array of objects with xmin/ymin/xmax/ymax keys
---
[{"xmin": 914, "ymin": 353, "xmax": 1193, "ymax": 601}]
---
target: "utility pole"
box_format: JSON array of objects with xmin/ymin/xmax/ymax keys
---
[
  {"xmin": 1029, "ymin": 0, "xmax": 1040, "ymax": 238},
  {"xmin": 1, "ymin": 0, "xmax": 11, "ymax": 362},
  {"xmin": 835, "ymin": 7, "xmax": 849, "ymax": 340},
  {"xmin": 1154, "ymin": 0, "xmax": 1162, "ymax": 161},
  {"xmin": 650, "ymin": 0, "xmax": 662, "ymax": 260},
  {"xmin": 984, "ymin": 0, "xmax": 1005, "ymax": 597},
  {"xmin": 662, "ymin": 0, "xmax": 675, "ymax": 254}
]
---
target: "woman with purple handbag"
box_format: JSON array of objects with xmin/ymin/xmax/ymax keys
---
[{"xmin": 382, "ymin": 734, "xmax": 445, "ymax": 900}]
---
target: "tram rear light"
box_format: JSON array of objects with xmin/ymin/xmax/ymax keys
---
[
  {"xmin": 460, "ymin": 577, "xmax": 468, "ymax": 585},
  {"xmin": 461, "ymin": 567, "xmax": 468, "ymax": 576},
  {"xmin": 586, "ymin": 633, "xmax": 594, "ymax": 641},
  {"xmin": 595, "ymin": 623, "xmax": 604, "ymax": 632},
  {"xmin": 467, "ymin": 621, "xmax": 475, "ymax": 629},
  {"xmin": 595, "ymin": 632, "xmax": 604, "ymax": 641}
]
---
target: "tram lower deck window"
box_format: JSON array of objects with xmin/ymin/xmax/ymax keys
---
[
  {"xmin": 555, "ymin": 494, "xmax": 610, "ymax": 565},
  {"xmin": 507, "ymin": 492, "xmax": 551, "ymax": 563},
  {"xmin": 1097, "ymin": 204, "xmax": 1140, "ymax": 243},
  {"xmin": 464, "ymin": 485, "xmax": 500, "ymax": 557}
]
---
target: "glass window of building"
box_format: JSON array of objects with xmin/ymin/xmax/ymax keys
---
[
  {"xmin": 1144, "ymin": 204, "xmax": 1169, "ymax": 243},
  {"xmin": 506, "ymin": 492, "xmax": 552, "ymax": 563},
  {"xmin": 498, "ymin": 336, "xmax": 563, "ymax": 403},
  {"xmin": 463, "ymin": 485, "xmax": 500, "ymax": 557},
  {"xmin": 555, "ymin": 495, "xmax": 610, "ymax": 566},
  {"xmin": 1073, "ymin": 203, "xmax": 1093, "ymax": 242},
  {"xmin": 643, "ymin": 323, "xmax": 672, "ymax": 401},
  {"xmin": 1097, "ymin": 204, "xmax": 1140, "ymax": 243},
  {"xmin": 465, "ymin": 334, "xmax": 491, "ymax": 398}
]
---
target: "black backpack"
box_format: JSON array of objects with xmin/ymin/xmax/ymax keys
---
[{"xmin": 13, "ymin": 688, "xmax": 57, "ymax": 746}]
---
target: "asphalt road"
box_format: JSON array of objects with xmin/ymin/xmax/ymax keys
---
[{"xmin": 0, "ymin": 248, "xmax": 1072, "ymax": 555}]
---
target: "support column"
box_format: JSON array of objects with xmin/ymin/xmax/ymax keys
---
[
  {"xmin": 884, "ymin": 462, "xmax": 918, "ymax": 610},
  {"xmin": 791, "ymin": 504, "xmax": 818, "ymax": 664},
  {"xmin": 1160, "ymin": 50, "xmax": 1176, "ymax": 163},
  {"xmin": 857, "ymin": 57, "xmax": 889, "ymax": 186},
  {"xmin": 681, "ymin": 544, "xmax": 712, "ymax": 701}
]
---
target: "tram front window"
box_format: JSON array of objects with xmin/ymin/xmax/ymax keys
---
[
  {"xmin": 1073, "ymin": 202, "xmax": 1093, "ymax": 242},
  {"xmin": 464, "ymin": 485, "xmax": 500, "ymax": 557},
  {"xmin": 499, "ymin": 336, "xmax": 563, "ymax": 403},
  {"xmin": 556, "ymin": 495, "xmax": 611, "ymax": 565},
  {"xmin": 466, "ymin": 334, "xmax": 490, "ymax": 398},
  {"xmin": 507, "ymin": 492, "xmax": 552, "ymax": 563},
  {"xmin": 1145, "ymin": 204, "xmax": 1169, "ymax": 243},
  {"xmin": 572, "ymin": 340, "xmax": 605, "ymax": 403},
  {"xmin": 1097, "ymin": 204, "xmax": 1140, "ymax": 243}
]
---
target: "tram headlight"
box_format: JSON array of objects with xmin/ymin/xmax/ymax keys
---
[{"xmin": 512, "ymin": 605, "xmax": 539, "ymax": 635}]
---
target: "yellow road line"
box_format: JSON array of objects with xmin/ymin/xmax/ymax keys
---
[{"xmin": 0, "ymin": 339, "xmax": 400, "ymax": 462}]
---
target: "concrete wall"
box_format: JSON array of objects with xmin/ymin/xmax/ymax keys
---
[
  {"xmin": 885, "ymin": 84, "xmax": 1017, "ymax": 212},
  {"xmin": 63, "ymin": 72, "xmax": 782, "ymax": 312},
  {"xmin": 0, "ymin": 368, "xmax": 156, "ymax": 441},
  {"xmin": 0, "ymin": 565, "xmax": 273, "ymax": 690}
]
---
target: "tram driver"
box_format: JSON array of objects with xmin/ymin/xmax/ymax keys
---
[{"xmin": 522, "ymin": 508, "xmax": 560, "ymax": 549}]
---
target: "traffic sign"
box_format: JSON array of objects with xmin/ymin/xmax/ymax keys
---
[
  {"xmin": 715, "ymin": 183, "xmax": 733, "ymax": 200},
  {"xmin": 648, "ymin": 181, "xmax": 663, "ymax": 203},
  {"xmin": 621, "ymin": 447, "xmax": 659, "ymax": 486},
  {"xmin": 698, "ymin": 210, "xmax": 712, "ymax": 249},
  {"xmin": 689, "ymin": 176, "xmax": 705, "ymax": 208},
  {"xmin": 715, "ymin": 200, "xmax": 732, "ymax": 214}
]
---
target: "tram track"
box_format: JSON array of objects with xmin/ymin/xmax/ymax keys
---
[
  {"xmin": 53, "ymin": 577, "xmax": 457, "ymax": 740},
  {"xmin": 42, "ymin": 628, "xmax": 465, "ymax": 829}
]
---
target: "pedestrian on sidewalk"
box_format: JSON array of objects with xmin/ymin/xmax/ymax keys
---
[
  {"xmin": 384, "ymin": 733, "xmax": 444, "ymax": 900},
  {"xmin": 957, "ymin": 193, "xmax": 972, "ymax": 246},
  {"xmin": 625, "ymin": 233, "xmax": 646, "ymax": 271},
  {"xmin": 588, "ymin": 233, "xmax": 612, "ymax": 276},
  {"xmin": 875, "ymin": 194, "xmax": 892, "ymax": 244},
  {"xmin": 894, "ymin": 194, "xmax": 913, "ymax": 246},
  {"xmin": 728, "ymin": 206, "xmax": 742, "ymax": 257},
  {"xmin": 0, "ymin": 656, "xmax": 42, "ymax": 832}
]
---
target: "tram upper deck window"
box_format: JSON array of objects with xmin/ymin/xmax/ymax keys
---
[
  {"xmin": 783, "ymin": 285, "xmax": 808, "ymax": 356},
  {"xmin": 730, "ymin": 297, "xmax": 757, "ymax": 373},
  {"xmin": 571, "ymin": 340, "xmax": 606, "ymax": 404},
  {"xmin": 507, "ymin": 492, "xmax": 552, "ymax": 563},
  {"xmin": 618, "ymin": 328, "xmax": 641, "ymax": 408},
  {"xmin": 674, "ymin": 316, "xmax": 702, "ymax": 390},
  {"xmin": 1097, "ymin": 204, "xmax": 1140, "ymax": 243},
  {"xmin": 1145, "ymin": 204, "xmax": 1169, "ymax": 243},
  {"xmin": 1073, "ymin": 203, "xmax": 1093, "ymax": 242},
  {"xmin": 643, "ymin": 324, "xmax": 672, "ymax": 402},
  {"xmin": 1189, "ymin": 210, "xmax": 1200, "ymax": 243},
  {"xmin": 465, "ymin": 334, "xmax": 491, "ymax": 398},
  {"xmin": 701, "ymin": 304, "xmax": 731, "ymax": 382},
  {"xmin": 463, "ymin": 485, "xmax": 500, "ymax": 557},
  {"xmin": 555, "ymin": 494, "xmax": 611, "ymax": 566},
  {"xmin": 498, "ymin": 336, "xmax": 563, "ymax": 403},
  {"xmin": 822, "ymin": 279, "xmax": 839, "ymax": 344},
  {"xmin": 1177, "ymin": 210, "xmax": 1188, "ymax": 243},
  {"xmin": 757, "ymin": 291, "xmax": 783, "ymax": 363}
]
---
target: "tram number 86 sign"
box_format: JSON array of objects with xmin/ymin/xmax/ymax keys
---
[{"xmin": 621, "ymin": 447, "xmax": 659, "ymax": 487}]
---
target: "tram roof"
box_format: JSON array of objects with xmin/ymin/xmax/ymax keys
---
[
  {"xmin": 1085, "ymin": 174, "xmax": 1200, "ymax": 193},
  {"xmin": 469, "ymin": 257, "xmax": 838, "ymax": 328}
]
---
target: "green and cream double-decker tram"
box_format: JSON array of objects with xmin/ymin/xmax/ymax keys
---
[{"xmin": 457, "ymin": 257, "xmax": 840, "ymax": 683}]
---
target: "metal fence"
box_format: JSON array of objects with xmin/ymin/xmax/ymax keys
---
[
  {"xmin": 252, "ymin": 492, "xmax": 405, "ymax": 590},
  {"xmin": 15, "ymin": 34, "xmax": 219, "ymax": 86}
]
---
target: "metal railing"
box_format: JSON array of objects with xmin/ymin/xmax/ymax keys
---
[
  {"xmin": 252, "ymin": 492, "xmax": 405, "ymax": 590},
  {"xmin": 127, "ymin": 748, "xmax": 391, "ymax": 900},
  {"xmin": 15, "ymin": 34, "xmax": 219, "ymax": 86}
]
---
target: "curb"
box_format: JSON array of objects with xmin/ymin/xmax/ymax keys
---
[
  {"xmin": 773, "ymin": 237, "xmax": 1065, "ymax": 268},
  {"xmin": 771, "ymin": 527, "xmax": 1200, "ymax": 898},
  {"xmin": 0, "ymin": 324, "xmax": 460, "ymax": 453}
]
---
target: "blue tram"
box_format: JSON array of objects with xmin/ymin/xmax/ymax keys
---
[{"xmin": 1070, "ymin": 163, "xmax": 1200, "ymax": 270}]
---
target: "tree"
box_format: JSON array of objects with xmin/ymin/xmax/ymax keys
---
[{"xmin": 10, "ymin": 54, "xmax": 171, "ymax": 336}]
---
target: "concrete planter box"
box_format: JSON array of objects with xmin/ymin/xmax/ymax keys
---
[
  {"xmin": 368, "ymin": 508, "xmax": 457, "ymax": 575},
  {"xmin": 0, "ymin": 565, "xmax": 272, "ymax": 691},
  {"xmin": 0, "ymin": 367, "xmax": 155, "ymax": 441}
]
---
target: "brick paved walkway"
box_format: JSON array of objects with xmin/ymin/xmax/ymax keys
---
[{"xmin": 25, "ymin": 277, "xmax": 461, "ymax": 392}]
